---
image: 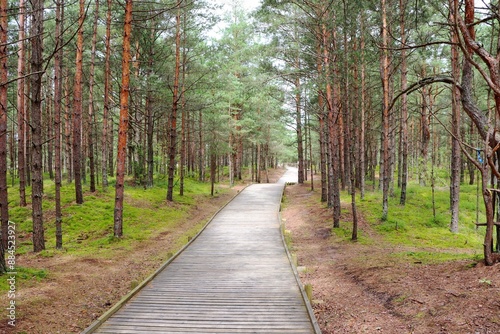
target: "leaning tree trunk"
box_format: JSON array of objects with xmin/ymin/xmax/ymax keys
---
[{"xmin": 454, "ymin": 0, "xmax": 500, "ymax": 264}]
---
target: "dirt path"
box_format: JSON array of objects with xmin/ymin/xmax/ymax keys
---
[{"xmin": 282, "ymin": 182, "xmax": 500, "ymax": 334}]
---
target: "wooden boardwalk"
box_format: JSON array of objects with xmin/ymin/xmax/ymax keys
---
[{"xmin": 83, "ymin": 168, "xmax": 319, "ymax": 334}]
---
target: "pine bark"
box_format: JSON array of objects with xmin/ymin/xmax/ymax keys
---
[
  {"xmin": 102, "ymin": 0, "xmax": 112, "ymax": 188},
  {"xmin": 73, "ymin": 0, "xmax": 85, "ymax": 204},
  {"xmin": 399, "ymin": 0, "xmax": 409, "ymax": 205},
  {"xmin": 145, "ymin": 15, "xmax": 155, "ymax": 188},
  {"xmin": 316, "ymin": 33, "xmax": 327, "ymax": 202},
  {"xmin": 0, "ymin": 0, "xmax": 9, "ymax": 258},
  {"xmin": 324, "ymin": 25, "xmax": 341, "ymax": 228},
  {"xmin": 30, "ymin": 0, "xmax": 45, "ymax": 252},
  {"xmin": 180, "ymin": 12, "xmax": 187, "ymax": 196},
  {"xmin": 295, "ymin": 63, "xmax": 304, "ymax": 183},
  {"xmin": 381, "ymin": 0, "xmax": 391, "ymax": 221},
  {"xmin": 449, "ymin": 0, "xmax": 461, "ymax": 233},
  {"xmin": 360, "ymin": 12, "xmax": 366, "ymax": 200},
  {"xmin": 167, "ymin": 2, "xmax": 182, "ymax": 202},
  {"xmin": 64, "ymin": 75, "xmax": 72, "ymax": 183},
  {"xmin": 198, "ymin": 110, "xmax": 204, "ymax": 181},
  {"xmin": 419, "ymin": 67, "xmax": 430, "ymax": 187},
  {"xmin": 88, "ymin": 0, "xmax": 99, "ymax": 193},
  {"xmin": 54, "ymin": 0, "xmax": 64, "ymax": 249},
  {"xmin": 17, "ymin": 0, "xmax": 27, "ymax": 207},
  {"xmin": 113, "ymin": 0, "xmax": 133, "ymax": 237}
]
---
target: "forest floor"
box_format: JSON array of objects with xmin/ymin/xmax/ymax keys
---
[
  {"xmin": 2, "ymin": 169, "xmax": 500, "ymax": 334},
  {"xmin": 282, "ymin": 181, "xmax": 500, "ymax": 334}
]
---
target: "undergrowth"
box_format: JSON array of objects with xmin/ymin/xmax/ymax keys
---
[
  {"xmin": 297, "ymin": 178, "xmax": 488, "ymax": 265},
  {"xmin": 356, "ymin": 182, "xmax": 484, "ymax": 252},
  {"xmin": 3, "ymin": 175, "xmax": 229, "ymax": 290}
]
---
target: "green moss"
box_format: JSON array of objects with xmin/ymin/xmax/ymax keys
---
[
  {"xmin": 4, "ymin": 175, "xmax": 229, "ymax": 284},
  {"xmin": 391, "ymin": 251, "xmax": 480, "ymax": 264},
  {"xmin": 0, "ymin": 267, "xmax": 48, "ymax": 291},
  {"xmin": 353, "ymin": 181, "xmax": 484, "ymax": 250}
]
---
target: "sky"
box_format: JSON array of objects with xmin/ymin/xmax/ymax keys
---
[{"xmin": 217, "ymin": 0, "xmax": 262, "ymax": 12}]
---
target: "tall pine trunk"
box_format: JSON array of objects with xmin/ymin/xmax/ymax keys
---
[
  {"xmin": 0, "ymin": 0, "xmax": 9, "ymax": 264},
  {"xmin": 399, "ymin": 0, "xmax": 409, "ymax": 205},
  {"xmin": 73, "ymin": 0, "xmax": 85, "ymax": 204},
  {"xmin": 360, "ymin": 12, "xmax": 366, "ymax": 200},
  {"xmin": 380, "ymin": 0, "xmax": 391, "ymax": 221},
  {"xmin": 449, "ymin": 0, "xmax": 461, "ymax": 232},
  {"xmin": 30, "ymin": 0, "xmax": 45, "ymax": 252},
  {"xmin": 88, "ymin": 0, "xmax": 99, "ymax": 193},
  {"xmin": 113, "ymin": 0, "xmax": 133, "ymax": 237},
  {"xmin": 17, "ymin": 0, "xmax": 27, "ymax": 207},
  {"xmin": 54, "ymin": 0, "xmax": 64, "ymax": 249},
  {"xmin": 102, "ymin": 0, "xmax": 112, "ymax": 188},
  {"xmin": 64, "ymin": 75, "xmax": 72, "ymax": 183},
  {"xmin": 167, "ymin": 1, "xmax": 181, "ymax": 202}
]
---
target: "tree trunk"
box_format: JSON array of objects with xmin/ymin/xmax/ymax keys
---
[
  {"xmin": 102, "ymin": 0, "xmax": 112, "ymax": 188},
  {"xmin": 307, "ymin": 110, "xmax": 314, "ymax": 190},
  {"xmin": 399, "ymin": 0, "xmax": 409, "ymax": 205},
  {"xmin": 46, "ymin": 84, "xmax": 54, "ymax": 180},
  {"xmin": 167, "ymin": 2, "xmax": 181, "ymax": 202},
  {"xmin": 146, "ymin": 70, "xmax": 154, "ymax": 188},
  {"xmin": 179, "ymin": 13, "xmax": 187, "ymax": 196},
  {"xmin": 454, "ymin": 0, "xmax": 500, "ymax": 264},
  {"xmin": 316, "ymin": 37, "xmax": 327, "ymax": 201},
  {"xmin": 0, "ymin": 0, "xmax": 9, "ymax": 259},
  {"xmin": 419, "ymin": 67, "xmax": 430, "ymax": 187},
  {"xmin": 322, "ymin": 24, "xmax": 341, "ymax": 227},
  {"xmin": 30, "ymin": 0, "xmax": 45, "ymax": 252},
  {"xmin": 87, "ymin": 0, "xmax": 99, "ymax": 193},
  {"xmin": 449, "ymin": 0, "xmax": 461, "ymax": 233},
  {"xmin": 198, "ymin": 109, "xmax": 204, "ymax": 181},
  {"xmin": 295, "ymin": 75, "xmax": 305, "ymax": 183},
  {"xmin": 64, "ymin": 75, "xmax": 72, "ymax": 183},
  {"xmin": 73, "ymin": 0, "xmax": 85, "ymax": 204},
  {"xmin": 210, "ymin": 152, "xmax": 216, "ymax": 196},
  {"xmin": 54, "ymin": 0, "xmax": 64, "ymax": 249},
  {"xmin": 381, "ymin": 0, "xmax": 391, "ymax": 221},
  {"xmin": 113, "ymin": 0, "xmax": 133, "ymax": 237},
  {"xmin": 360, "ymin": 12, "xmax": 366, "ymax": 200},
  {"xmin": 17, "ymin": 0, "xmax": 26, "ymax": 207}
]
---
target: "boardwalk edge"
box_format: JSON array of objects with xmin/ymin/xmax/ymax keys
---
[
  {"xmin": 279, "ymin": 183, "xmax": 322, "ymax": 334},
  {"xmin": 80, "ymin": 185, "xmax": 250, "ymax": 334}
]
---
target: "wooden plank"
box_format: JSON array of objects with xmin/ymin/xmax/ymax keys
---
[{"xmin": 84, "ymin": 170, "xmax": 319, "ymax": 334}]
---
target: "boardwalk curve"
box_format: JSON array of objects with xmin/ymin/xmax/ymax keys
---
[{"xmin": 83, "ymin": 168, "xmax": 319, "ymax": 334}]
